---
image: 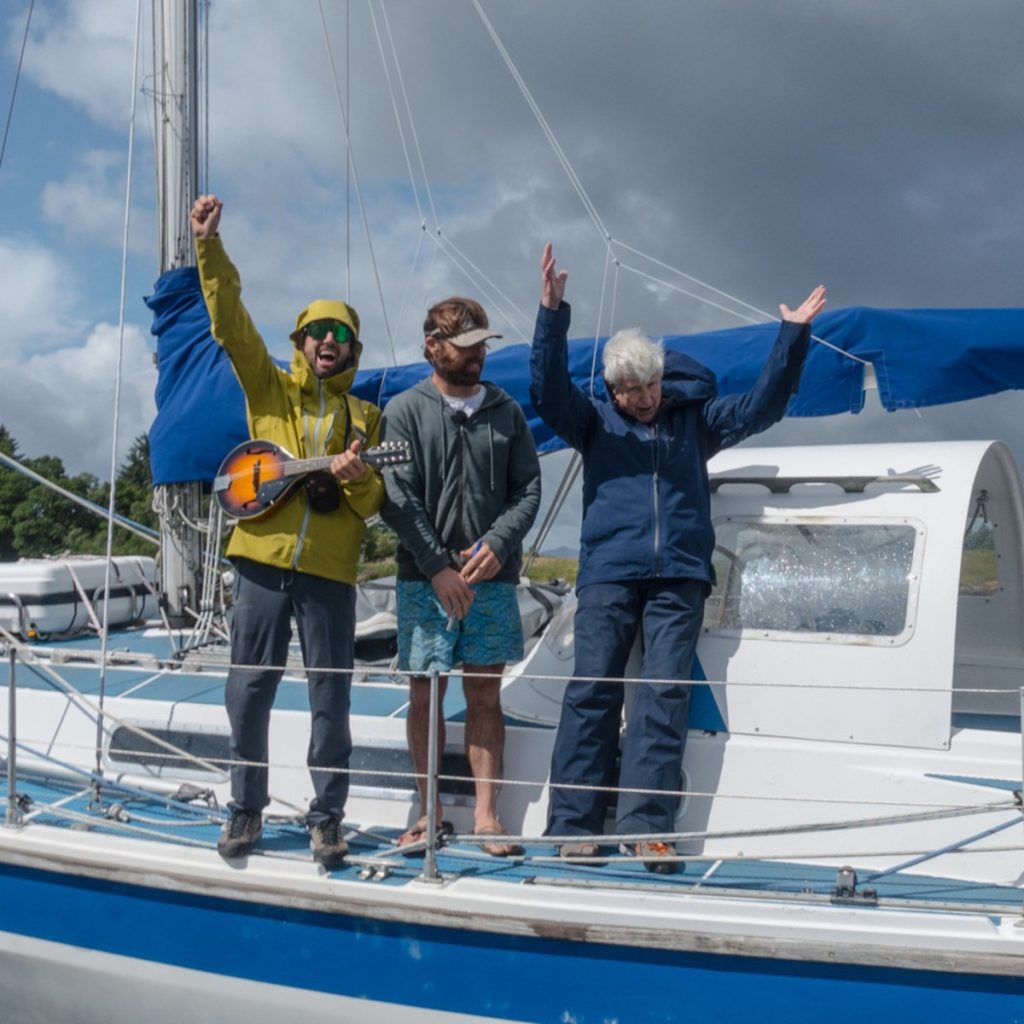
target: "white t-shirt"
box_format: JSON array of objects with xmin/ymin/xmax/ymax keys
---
[{"xmin": 442, "ymin": 387, "xmax": 486, "ymax": 418}]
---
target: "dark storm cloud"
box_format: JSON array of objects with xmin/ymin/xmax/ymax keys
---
[
  {"xmin": 348, "ymin": 0, "xmax": 1022, "ymax": 335},
  {"xmin": 4, "ymin": 0, "xmax": 1022, "ymax": 476}
]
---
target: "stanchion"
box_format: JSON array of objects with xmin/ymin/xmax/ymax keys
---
[
  {"xmin": 421, "ymin": 667, "xmax": 442, "ymax": 882},
  {"xmin": 6, "ymin": 648, "xmax": 21, "ymax": 827}
]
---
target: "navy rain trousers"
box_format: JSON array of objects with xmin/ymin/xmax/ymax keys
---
[{"xmin": 546, "ymin": 578, "xmax": 705, "ymax": 837}]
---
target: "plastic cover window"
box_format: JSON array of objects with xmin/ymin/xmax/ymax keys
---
[{"xmin": 706, "ymin": 519, "xmax": 918, "ymax": 638}]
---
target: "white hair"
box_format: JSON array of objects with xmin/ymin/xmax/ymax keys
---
[{"xmin": 602, "ymin": 328, "xmax": 665, "ymax": 389}]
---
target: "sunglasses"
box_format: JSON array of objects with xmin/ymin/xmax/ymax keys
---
[{"xmin": 304, "ymin": 320, "xmax": 352, "ymax": 343}]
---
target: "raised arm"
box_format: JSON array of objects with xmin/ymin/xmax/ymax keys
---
[
  {"xmin": 704, "ymin": 285, "xmax": 827, "ymax": 455},
  {"xmin": 191, "ymin": 194, "xmax": 278, "ymax": 398},
  {"xmin": 530, "ymin": 243, "xmax": 597, "ymax": 450}
]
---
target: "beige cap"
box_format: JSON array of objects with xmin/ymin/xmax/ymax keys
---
[{"xmin": 431, "ymin": 326, "xmax": 502, "ymax": 348}]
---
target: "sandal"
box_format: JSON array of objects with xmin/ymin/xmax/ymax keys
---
[
  {"xmin": 474, "ymin": 825, "xmax": 524, "ymax": 857},
  {"xmin": 397, "ymin": 817, "xmax": 453, "ymax": 850}
]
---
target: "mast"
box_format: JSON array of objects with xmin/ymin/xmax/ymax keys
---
[{"xmin": 152, "ymin": 0, "xmax": 203, "ymax": 627}]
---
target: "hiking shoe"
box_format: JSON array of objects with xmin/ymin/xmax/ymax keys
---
[
  {"xmin": 309, "ymin": 817, "xmax": 349, "ymax": 870},
  {"xmin": 217, "ymin": 809, "xmax": 262, "ymax": 858},
  {"xmin": 621, "ymin": 840, "xmax": 678, "ymax": 875}
]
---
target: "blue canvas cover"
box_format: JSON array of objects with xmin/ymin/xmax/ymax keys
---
[
  {"xmin": 147, "ymin": 268, "xmax": 1024, "ymax": 482},
  {"xmin": 148, "ymin": 267, "xmax": 250, "ymax": 485}
]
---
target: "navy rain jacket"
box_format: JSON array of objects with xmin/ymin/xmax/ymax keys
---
[{"xmin": 530, "ymin": 302, "xmax": 811, "ymax": 591}]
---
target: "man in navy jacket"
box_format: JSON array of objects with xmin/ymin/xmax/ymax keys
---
[{"xmin": 530, "ymin": 242, "xmax": 826, "ymax": 872}]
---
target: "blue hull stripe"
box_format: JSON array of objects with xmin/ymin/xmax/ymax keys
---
[{"xmin": 1, "ymin": 862, "xmax": 1022, "ymax": 1022}]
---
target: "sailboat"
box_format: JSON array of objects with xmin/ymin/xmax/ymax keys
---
[{"xmin": 2, "ymin": 2, "xmax": 1024, "ymax": 1021}]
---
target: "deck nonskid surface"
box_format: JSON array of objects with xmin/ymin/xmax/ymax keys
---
[{"xmin": 3, "ymin": 773, "xmax": 1021, "ymax": 908}]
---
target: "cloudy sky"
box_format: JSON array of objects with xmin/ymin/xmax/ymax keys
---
[{"xmin": 1, "ymin": 0, "xmax": 1022, "ymax": 547}]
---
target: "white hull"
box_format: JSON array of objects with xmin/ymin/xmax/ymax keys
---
[{"xmin": 3, "ymin": 441, "xmax": 1024, "ymax": 1021}]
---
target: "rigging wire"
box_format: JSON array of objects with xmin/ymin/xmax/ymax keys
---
[
  {"xmin": 618, "ymin": 259, "xmax": 868, "ymax": 364},
  {"xmin": 368, "ymin": 0, "xmax": 426, "ymax": 229},
  {"xmin": 95, "ymin": 0, "xmax": 145, "ymax": 787},
  {"xmin": 370, "ymin": 1, "xmax": 533, "ymax": 345},
  {"xmin": 201, "ymin": 0, "xmax": 210, "ymax": 194},
  {"xmin": 395, "ymin": 226, "xmax": 427, "ymax": 337},
  {"xmin": 524, "ymin": 451, "xmax": 583, "ymax": 573},
  {"xmin": 375, "ymin": 0, "xmax": 860, "ymax": 402},
  {"xmin": 0, "ymin": 0, "xmax": 34, "ymax": 174},
  {"xmin": 432, "ymin": 232, "xmax": 533, "ymax": 340},
  {"xmin": 346, "ymin": 0, "xmax": 351, "ymax": 301},
  {"xmin": 617, "ymin": 260, "xmax": 766, "ymax": 325},
  {"xmin": 365, "ymin": 0, "xmax": 427, "ymax": 367},
  {"xmin": 469, "ymin": 0, "xmax": 610, "ymax": 245},
  {"xmin": 585, "ymin": 247, "xmax": 613, "ymax": 397},
  {"xmin": 374, "ymin": 227, "xmax": 429, "ymax": 410},
  {"xmin": 608, "ymin": 260, "xmax": 621, "ymax": 346},
  {"xmin": 611, "ymin": 236, "xmax": 778, "ymax": 324},
  {"xmin": 376, "ymin": 0, "xmax": 438, "ymax": 228},
  {"xmin": 374, "ymin": 0, "xmax": 587, "ymax": 350},
  {"xmin": 316, "ymin": 0, "xmax": 395, "ymax": 362},
  {"xmin": 471, "ymin": 0, "xmax": 867, "ymax": 370},
  {"xmin": 0, "ymin": 451, "xmax": 159, "ymax": 544}
]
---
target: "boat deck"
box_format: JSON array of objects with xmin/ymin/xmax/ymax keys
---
[
  {"xmin": 4, "ymin": 771, "xmax": 1021, "ymax": 912},
  {"xmin": 6, "ymin": 628, "xmax": 486, "ymax": 720},
  {"xmin": 4, "ymin": 623, "xmax": 1024, "ymax": 912}
]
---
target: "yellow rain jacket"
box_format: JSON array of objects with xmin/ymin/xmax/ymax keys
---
[{"xmin": 196, "ymin": 236, "xmax": 383, "ymax": 584}]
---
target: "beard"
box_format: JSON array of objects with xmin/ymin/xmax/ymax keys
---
[{"xmin": 430, "ymin": 348, "xmax": 483, "ymax": 387}]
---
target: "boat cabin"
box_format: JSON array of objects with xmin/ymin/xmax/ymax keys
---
[{"xmin": 695, "ymin": 440, "xmax": 1024, "ymax": 748}]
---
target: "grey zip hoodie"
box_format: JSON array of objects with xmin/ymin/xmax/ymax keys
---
[{"xmin": 380, "ymin": 377, "xmax": 541, "ymax": 583}]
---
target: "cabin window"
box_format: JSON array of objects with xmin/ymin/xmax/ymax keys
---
[{"xmin": 705, "ymin": 517, "xmax": 922, "ymax": 644}]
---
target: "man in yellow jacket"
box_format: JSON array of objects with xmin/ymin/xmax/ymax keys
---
[{"xmin": 191, "ymin": 194, "xmax": 383, "ymax": 868}]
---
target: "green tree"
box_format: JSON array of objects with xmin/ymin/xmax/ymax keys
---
[
  {"xmin": 0, "ymin": 430, "xmax": 160, "ymax": 559},
  {"xmin": 0, "ymin": 424, "xmax": 21, "ymax": 459},
  {"xmin": 361, "ymin": 520, "xmax": 397, "ymax": 562},
  {"xmin": 0, "ymin": 424, "xmax": 31, "ymax": 559},
  {"xmin": 9, "ymin": 454, "xmax": 106, "ymax": 557}
]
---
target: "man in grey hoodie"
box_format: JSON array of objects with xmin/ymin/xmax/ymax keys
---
[{"xmin": 381, "ymin": 297, "xmax": 541, "ymax": 855}]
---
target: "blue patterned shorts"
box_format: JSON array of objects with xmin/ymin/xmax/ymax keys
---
[{"xmin": 396, "ymin": 580, "xmax": 524, "ymax": 673}]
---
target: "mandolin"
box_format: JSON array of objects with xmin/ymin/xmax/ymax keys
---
[{"xmin": 213, "ymin": 438, "xmax": 410, "ymax": 520}]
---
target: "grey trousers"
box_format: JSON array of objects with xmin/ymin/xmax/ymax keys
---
[{"xmin": 226, "ymin": 557, "xmax": 355, "ymax": 827}]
